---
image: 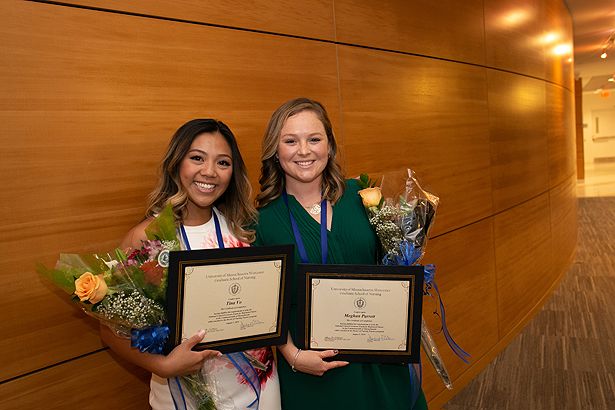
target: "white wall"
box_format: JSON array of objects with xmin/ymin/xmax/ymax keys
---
[
  {"xmin": 576, "ymin": 61, "xmax": 615, "ymax": 164},
  {"xmin": 582, "ymin": 91, "xmax": 615, "ymax": 163}
]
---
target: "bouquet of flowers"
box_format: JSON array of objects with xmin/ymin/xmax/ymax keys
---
[
  {"xmin": 37, "ymin": 206, "xmax": 221, "ymax": 410},
  {"xmin": 358, "ymin": 169, "xmax": 469, "ymax": 391}
]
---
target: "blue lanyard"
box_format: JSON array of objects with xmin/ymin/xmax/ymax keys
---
[
  {"xmin": 179, "ymin": 210, "xmax": 224, "ymax": 250},
  {"xmin": 177, "ymin": 210, "xmax": 264, "ymax": 410},
  {"xmin": 282, "ymin": 191, "xmax": 328, "ymax": 264}
]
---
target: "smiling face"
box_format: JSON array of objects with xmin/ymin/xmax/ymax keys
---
[
  {"xmin": 179, "ymin": 131, "xmax": 233, "ymax": 225},
  {"xmin": 277, "ymin": 110, "xmax": 329, "ymax": 191}
]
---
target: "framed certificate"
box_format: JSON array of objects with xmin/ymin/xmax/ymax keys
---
[
  {"xmin": 166, "ymin": 245, "xmax": 293, "ymax": 353},
  {"xmin": 297, "ymin": 264, "xmax": 423, "ymax": 363}
]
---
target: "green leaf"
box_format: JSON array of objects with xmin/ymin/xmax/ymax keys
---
[
  {"xmin": 358, "ymin": 173, "xmax": 371, "ymax": 189},
  {"xmin": 36, "ymin": 263, "xmax": 76, "ymax": 294},
  {"xmin": 115, "ymin": 248, "xmax": 127, "ymax": 262},
  {"xmin": 146, "ymin": 204, "xmax": 178, "ymax": 241}
]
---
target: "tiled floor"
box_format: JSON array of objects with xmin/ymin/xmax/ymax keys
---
[{"xmin": 576, "ymin": 161, "xmax": 615, "ymax": 198}]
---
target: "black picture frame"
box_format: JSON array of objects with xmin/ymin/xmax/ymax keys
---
[
  {"xmin": 166, "ymin": 245, "xmax": 293, "ymax": 354},
  {"xmin": 296, "ymin": 264, "xmax": 423, "ymax": 363}
]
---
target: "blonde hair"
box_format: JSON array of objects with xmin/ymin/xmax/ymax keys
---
[
  {"xmin": 147, "ymin": 119, "xmax": 256, "ymax": 243},
  {"xmin": 255, "ymin": 97, "xmax": 345, "ymax": 208}
]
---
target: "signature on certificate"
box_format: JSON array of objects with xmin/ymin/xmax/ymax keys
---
[
  {"xmin": 367, "ymin": 334, "xmax": 395, "ymax": 343},
  {"xmin": 240, "ymin": 319, "xmax": 264, "ymax": 330}
]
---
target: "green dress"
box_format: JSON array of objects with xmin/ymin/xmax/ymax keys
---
[{"xmin": 254, "ymin": 179, "xmax": 428, "ymax": 410}]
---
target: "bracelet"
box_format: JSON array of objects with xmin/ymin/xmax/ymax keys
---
[{"xmin": 291, "ymin": 348, "xmax": 302, "ymax": 372}]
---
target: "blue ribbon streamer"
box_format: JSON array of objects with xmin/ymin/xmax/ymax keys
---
[
  {"xmin": 169, "ymin": 377, "xmax": 187, "ymax": 410},
  {"xmin": 227, "ymin": 352, "xmax": 261, "ymax": 409},
  {"xmin": 427, "ymin": 277, "xmax": 471, "ymax": 364},
  {"xmin": 383, "ymin": 241, "xmax": 471, "ymax": 364},
  {"xmin": 131, "ymin": 325, "xmax": 170, "ymax": 354}
]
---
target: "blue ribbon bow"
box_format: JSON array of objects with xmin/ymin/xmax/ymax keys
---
[{"xmin": 131, "ymin": 325, "xmax": 169, "ymax": 354}]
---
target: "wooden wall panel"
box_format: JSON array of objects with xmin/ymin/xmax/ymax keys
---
[
  {"xmin": 484, "ymin": 0, "xmax": 546, "ymax": 78},
  {"xmin": 547, "ymin": 84, "xmax": 576, "ymax": 186},
  {"xmin": 0, "ymin": 350, "xmax": 149, "ymax": 410},
  {"xmin": 0, "ymin": 0, "xmax": 340, "ymax": 382},
  {"xmin": 488, "ymin": 70, "xmax": 548, "ymax": 212},
  {"xmin": 494, "ymin": 193, "xmax": 553, "ymax": 336},
  {"xmin": 420, "ymin": 219, "xmax": 499, "ymax": 401},
  {"xmin": 0, "ymin": 0, "xmax": 579, "ymax": 408},
  {"xmin": 337, "ymin": 45, "xmax": 492, "ymax": 236},
  {"xmin": 56, "ymin": 0, "xmax": 336, "ymax": 40},
  {"xmin": 550, "ymin": 176, "xmax": 577, "ymax": 277},
  {"xmin": 334, "ymin": 0, "xmax": 485, "ymax": 65},
  {"xmin": 543, "ymin": 0, "xmax": 575, "ymax": 89}
]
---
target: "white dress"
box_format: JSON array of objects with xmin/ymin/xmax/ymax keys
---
[{"xmin": 149, "ymin": 208, "xmax": 281, "ymax": 410}]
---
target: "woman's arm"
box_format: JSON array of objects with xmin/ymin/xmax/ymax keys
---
[
  {"xmin": 100, "ymin": 219, "xmax": 220, "ymax": 378},
  {"xmin": 101, "ymin": 326, "xmax": 220, "ymax": 378},
  {"xmin": 277, "ymin": 333, "xmax": 348, "ymax": 377}
]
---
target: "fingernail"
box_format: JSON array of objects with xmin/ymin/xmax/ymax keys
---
[
  {"xmin": 333, "ymin": 350, "xmax": 339, "ymax": 354},
  {"xmin": 217, "ymin": 352, "xmax": 223, "ymax": 357},
  {"xmin": 198, "ymin": 329, "xmax": 206, "ymax": 339}
]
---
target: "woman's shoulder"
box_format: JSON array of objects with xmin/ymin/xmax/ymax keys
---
[
  {"xmin": 338, "ymin": 178, "xmax": 362, "ymax": 203},
  {"xmin": 344, "ymin": 178, "xmax": 361, "ymax": 193},
  {"xmin": 120, "ymin": 217, "xmax": 154, "ymax": 250},
  {"xmin": 256, "ymin": 196, "xmax": 285, "ymax": 221}
]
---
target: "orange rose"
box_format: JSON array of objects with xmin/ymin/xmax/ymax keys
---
[
  {"xmin": 74, "ymin": 272, "xmax": 108, "ymax": 304},
  {"xmin": 358, "ymin": 187, "xmax": 382, "ymax": 208}
]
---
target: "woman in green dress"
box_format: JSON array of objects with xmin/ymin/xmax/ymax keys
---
[{"xmin": 253, "ymin": 97, "xmax": 428, "ymax": 409}]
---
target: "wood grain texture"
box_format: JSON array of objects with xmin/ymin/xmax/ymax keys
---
[
  {"xmin": 0, "ymin": 0, "xmax": 578, "ymax": 407},
  {"xmin": 484, "ymin": 0, "xmax": 546, "ymax": 79},
  {"xmin": 494, "ymin": 193, "xmax": 554, "ymax": 337},
  {"xmin": 546, "ymin": 84, "xmax": 576, "ymax": 187},
  {"xmin": 54, "ymin": 0, "xmax": 336, "ymax": 40},
  {"xmin": 0, "ymin": 350, "xmax": 150, "ymax": 410},
  {"xmin": 420, "ymin": 219, "xmax": 498, "ymax": 401},
  {"xmin": 488, "ymin": 70, "xmax": 549, "ymax": 213},
  {"xmin": 0, "ymin": 0, "xmax": 339, "ymax": 382},
  {"xmin": 543, "ymin": 0, "xmax": 575, "ymax": 89},
  {"xmin": 550, "ymin": 176, "xmax": 577, "ymax": 277},
  {"xmin": 337, "ymin": 45, "xmax": 492, "ymax": 236},
  {"xmin": 334, "ymin": 0, "xmax": 485, "ymax": 65}
]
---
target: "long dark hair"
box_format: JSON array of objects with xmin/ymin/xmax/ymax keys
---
[{"xmin": 147, "ymin": 119, "xmax": 256, "ymax": 242}]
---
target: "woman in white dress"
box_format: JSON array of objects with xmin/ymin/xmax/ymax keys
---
[{"xmin": 101, "ymin": 119, "xmax": 280, "ymax": 410}]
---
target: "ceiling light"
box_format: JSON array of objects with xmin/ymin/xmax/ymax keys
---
[
  {"xmin": 601, "ymin": 51, "xmax": 608, "ymax": 59},
  {"xmin": 553, "ymin": 44, "xmax": 572, "ymax": 55}
]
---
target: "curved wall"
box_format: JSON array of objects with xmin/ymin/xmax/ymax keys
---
[{"xmin": 0, "ymin": 0, "xmax": 577, "ymax": 408}]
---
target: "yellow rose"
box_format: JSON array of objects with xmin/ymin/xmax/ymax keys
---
[
  {"xmin": 74, "ymin": 272, "xmax": 108, "ymax": 304},
  {"xmin": 358, "ymin": 187, "xmax": 382, "ymax": 208}
]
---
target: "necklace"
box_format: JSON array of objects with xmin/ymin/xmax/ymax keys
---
[{"xmin": 303, "ymin": 202, "xmax": 322, "ymax": 215}]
